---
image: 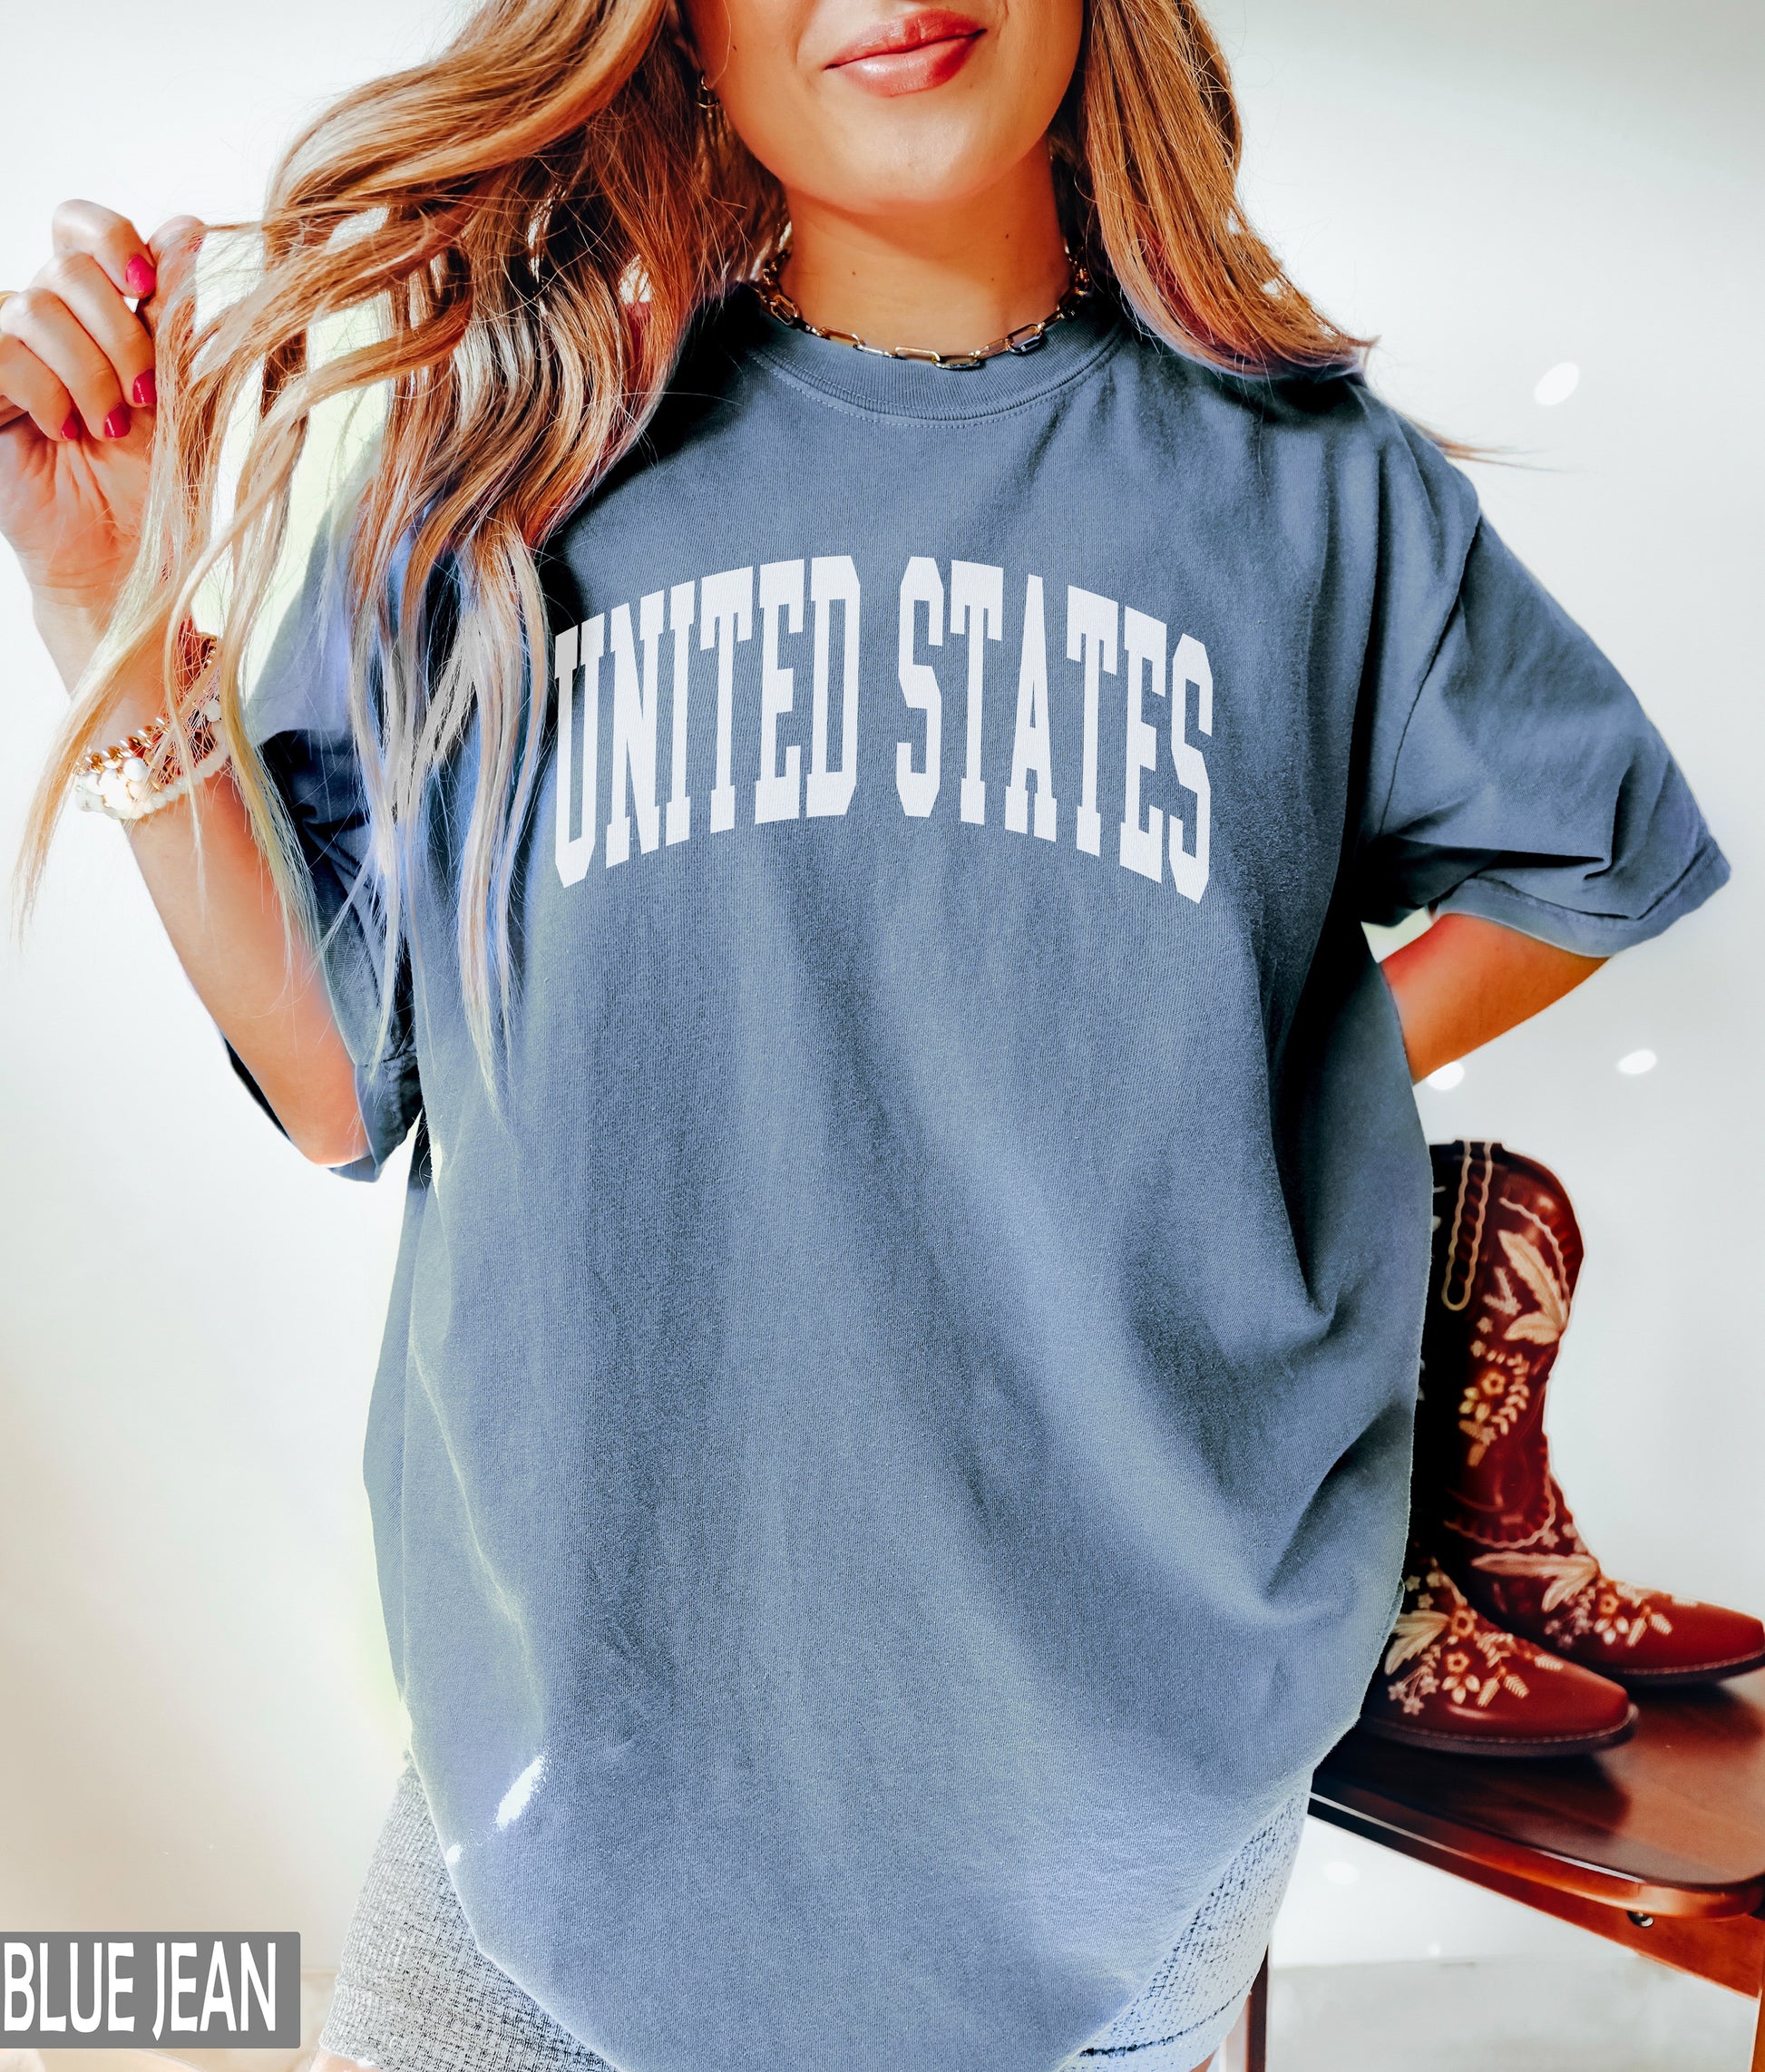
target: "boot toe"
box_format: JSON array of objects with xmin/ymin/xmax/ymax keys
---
[
  {"xmin": 1523, "ymin": 1652, "xmax": 1641, "ymax": 1743},
  {"xmin": 1599, "ymin": 1600, "xmax": 1765, "ymax": 1688},
  {"xmin": 1362, "ymin": 1548, "xmax": 1638, "ymax": 1758},
  {"xmin": 1360, "ymin": 1656, "xmax": 1636, "ymax": 1758},
  {"xmin": 1387, "ymin": 1645, "xmax": 1639, "ymax": 1756}
]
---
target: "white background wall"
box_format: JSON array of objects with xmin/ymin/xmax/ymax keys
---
[{"xmin": 2, "ymin": 0, "xmax": 1760, "ymax": 1980}]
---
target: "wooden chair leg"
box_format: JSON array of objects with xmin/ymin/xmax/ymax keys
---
[
  {"xmin": 1245, "ymin": 1950, "xmax": 1269, "ymax": 2072},
  {"xmin": 1219, "ymin": 1951, "xmax": 1270, "ymax": 2072}
]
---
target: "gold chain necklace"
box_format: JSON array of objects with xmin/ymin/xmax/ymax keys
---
[{"xmin": 752, "ymin": 245, "xmax": 1093, "ymax": 373}]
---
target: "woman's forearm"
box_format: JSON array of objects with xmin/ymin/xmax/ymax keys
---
[
  {"xmin": 1380, "ymin": 910, "xmax": 1606, "ymax": 1084},
  {"xmin": 41, "ymin": 598, "xmax": 369, "ymax": 1167},
  {"xmin": 7, "ymin": 209, "xmax": 363, "ymax": 1165}
]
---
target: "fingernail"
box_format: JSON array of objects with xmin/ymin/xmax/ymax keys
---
[
  {"xmin": 124, "ymin": 257, "xmax": 157, "ymax": 297},
  {"xmin": 132, "ymin": 369, "xmax": 157, "ymax": 409},
  {"xmin": 62, "ymin": 413, "xmax": 83, "ymax": 442},
  {"xmin": 103, "ymin": 404, "xmax": 132, "ymax": 440}
]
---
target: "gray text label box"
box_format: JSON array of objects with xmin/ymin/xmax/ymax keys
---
[{"xmin": 2, "ymin": 1934, "xmax": 300, "ymax": 2048}]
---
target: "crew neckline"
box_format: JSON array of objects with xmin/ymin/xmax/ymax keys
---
[{"xmin": 730, "ymin": 284, "xmax": 1126, "ymax": 423}]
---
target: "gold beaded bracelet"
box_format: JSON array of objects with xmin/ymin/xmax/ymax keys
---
[{"xmin": 73, "ymin": 625, "xmax": 229, "ymax": 822}]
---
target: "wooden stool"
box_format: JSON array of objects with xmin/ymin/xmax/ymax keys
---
[{"xmin": 1221, "ymin": 1666, "xmax": 1765, "ymax": 2071}]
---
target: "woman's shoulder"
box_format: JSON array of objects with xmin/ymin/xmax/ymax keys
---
[
  {"xmin": 1119, "ymin": 319, "xmax": 1478, "ymax": 528},
  {"xmin": 1120, "ymin": 319, "xmax": 1432, "ymax": 447}
]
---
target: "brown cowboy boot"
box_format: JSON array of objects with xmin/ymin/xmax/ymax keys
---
[
  {"xmin": 1360, "ymin": 1535, "xmax": 1635, "ymax": 1756},
  {"xmin": 1416, "ymin": 1142, "xmax": 1765, "ymax": 1689}
]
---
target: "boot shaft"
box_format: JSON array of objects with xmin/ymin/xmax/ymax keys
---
[{"xmin": 1419, "ymin": 1142, "xmax": 1584, "ymax": 1547}]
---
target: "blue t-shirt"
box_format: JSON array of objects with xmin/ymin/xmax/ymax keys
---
[{"xmin": 248, "ymin": 292, "xmax": 1726, "ymax": 2072}]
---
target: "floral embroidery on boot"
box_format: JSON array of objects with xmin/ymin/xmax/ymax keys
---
[{"xmin": 1361, "ymin": 1542, "xmax": 1634, "ymax": 1756}]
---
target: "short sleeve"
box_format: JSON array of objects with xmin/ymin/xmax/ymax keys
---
[
  {"xmin": 1353, "ymin": 428, "xmax": 1729, "ymax": 956},
  {"xmin": 229, "ymin": 519, "xmax": 422, "ymax": 1180}
]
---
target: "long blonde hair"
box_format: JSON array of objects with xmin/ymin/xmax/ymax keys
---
[{"xmin": 24, "ymin": 0, "xmax": 1366, "ymax": 1071}]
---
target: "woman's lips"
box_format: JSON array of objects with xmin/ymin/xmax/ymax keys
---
[{"xmin": 825, "ymin": 10, "xmax": 985, "ymax": 94}]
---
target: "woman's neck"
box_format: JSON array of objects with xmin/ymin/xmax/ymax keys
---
[{"xmin": 777, "ymin": 147, "xmax": 1070, "ymax": 355}]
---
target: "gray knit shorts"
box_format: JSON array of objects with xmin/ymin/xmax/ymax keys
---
[{"xmin": 320, "ymin": 1762, "xmax": 1306, "ymax": 2072}]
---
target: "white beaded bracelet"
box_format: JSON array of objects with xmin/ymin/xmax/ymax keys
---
[{"xmin": 73, "ymin": 627, "xmax": 230, "ymax": 823}]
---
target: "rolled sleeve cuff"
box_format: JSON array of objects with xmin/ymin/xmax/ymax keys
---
[
  {"xmin": 223, "ymin": 1037, "xmax": 420, "ymax": 1182},
  {"xmin": 347, "ymin": 1046, "xmax": 422, "ymax": 1181},
  {"xmin": 1430, "ymin": 832, "xmax": 1731, "ymax": 958}
]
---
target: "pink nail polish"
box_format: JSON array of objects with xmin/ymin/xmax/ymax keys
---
[
  {"xmin": 124, "ymin": 257, "xmax": 157, "ymax": 297},
  {"xmin": 103, "ymin": 404, "xmax": 132, "ymax": 440},
  {"xmin": 62, "ymin": 413, "xmax": 83, "ymax": 442},
  {"xmin": 132, "ymin": 369, "xmax": 157, "ymax": 409}
]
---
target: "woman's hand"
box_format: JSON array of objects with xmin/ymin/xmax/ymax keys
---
[
  {"xmin": 1380, "ymin": 911, "xmax": 1606, "ymax": 1083},
  {"xmin": 0, "ymin": 200, "xmax": 202, "ymax": 664}
]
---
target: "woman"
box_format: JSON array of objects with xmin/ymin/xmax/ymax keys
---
[{"xmin": 0, "ymin": 0, "xmax": 1727, "ymax": 2064}]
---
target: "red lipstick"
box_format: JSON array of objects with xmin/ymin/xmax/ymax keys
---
[{"xmin": 826, "ymin": 10, "xmax": 986, "ymax": 94}]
